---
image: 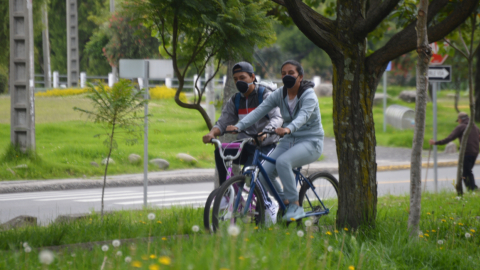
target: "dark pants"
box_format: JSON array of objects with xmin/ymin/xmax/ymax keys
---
[
  {"xmin": 214, "ymin": 143, "xmax": 276, "ymax": 186},
  {"xmin": 463, "ymin": 155, "xmax": 478, "ymax": 191}
]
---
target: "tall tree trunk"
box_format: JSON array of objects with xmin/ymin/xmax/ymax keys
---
[
  {"xmin": 101, "ymin": 120, "xmax": 116, "ymax": 220},
  {"xmin": 475, "ymin": 48, "xmax": 480, "ymax": 122},
  {"xmin": 408, "ymin": 1, "xmax": 431, "ymax": 236}
]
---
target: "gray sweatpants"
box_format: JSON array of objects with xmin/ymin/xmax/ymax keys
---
[{"xmin": 258, "ymin": 138, "xmax": 323, "ymax": 203}]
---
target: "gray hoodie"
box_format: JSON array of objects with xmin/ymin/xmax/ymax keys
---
[
  {"xmin": 235, "ymin": 80, "xmax": 324, "ymax": 144},
  {"xmin": 213, "ymin": 84, "xmax": 283, "ymax": 146}
]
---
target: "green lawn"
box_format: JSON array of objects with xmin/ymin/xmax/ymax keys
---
[
  {"xmin": 0, "ymin": 88, "xmax": 471, "ymax": 180},
  {"xmin": 0, "ymin": 191, "xmax": 478, "ymax": 269}
]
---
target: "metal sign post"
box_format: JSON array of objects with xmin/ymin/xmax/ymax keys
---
[
  {"xmin": 383, "ymin": 62, "xmax": 392, "ymax": 132},
  {"xmin": 119, "ymin": 59, "xmax": 173, "ymax": 207},
  {"xmin": 428, "ymin": 65, "xmax": 452, "ymax": 193}
]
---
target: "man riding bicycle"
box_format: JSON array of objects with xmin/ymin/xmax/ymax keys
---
[{"xmin": 202, "ymin": 61, "xmax": 283, "ymax": 224}]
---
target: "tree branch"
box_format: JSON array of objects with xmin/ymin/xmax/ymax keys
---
[
  {"xmin": 366, "ymin": 0, "xmax": 477, "ymax": 74},
  {"xmin": 458, "ymin": 28, "xmax": 471, "ymax": 56},
  {"xmin": 280, "ymin": 0, "xmax": 340, "ymax": 57},
  {"xmin": 355, "ymin": 0, "xmax": 402, "ymax": 38},
  {"xmin": 271, "ymin": 0, "xmax": 285, "ymax": 6},
  {"xmin": 443, "ymin": 38, "xmax": 469, "ymax": 59}
]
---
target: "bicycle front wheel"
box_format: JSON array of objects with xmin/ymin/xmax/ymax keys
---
[
  {"xmin": 299, "ymin": 172, "xmax": 338, "ymax": 225},
  {"xmin": 203, "ymin": 188, "xmax": 219, "ymax": 232},
  {"xmin": 211, "ymin": 175, "xmax": 265, "ymax": 232}
]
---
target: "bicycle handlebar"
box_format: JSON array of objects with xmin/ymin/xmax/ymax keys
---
[{"xmin": 211, "ymin": 138, "xmax": 252, "ymax": 160}]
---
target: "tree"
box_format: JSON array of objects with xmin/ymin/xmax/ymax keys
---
[
  {"xmin": 74, "ymin": 80, "xmax": 146, "ymax": 218},
  {"xmin": 272, "ymin": 0, "xmax": 478, "ymax": 228},
  {"xmin": 408, "ymin": 0, "xmax": 431, "ymax": 236},
  {"xmin": 444, "ymin": 8, "xmax": 480, "ymax": 195},
  {"xmin": 85, "ymin": 12, "xmax": 161, "ymax": 75},
  {"xmin": 127, "ymin": 0, "xmax": 276, "ymax": 130}
]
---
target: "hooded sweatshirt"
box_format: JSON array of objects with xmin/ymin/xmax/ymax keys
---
[
  {"xmin": 235, "ymin": 80, "xmax": 324, "ymax": 146},
  {"xmin": 435, "ymin": 118, "xmax": 480, "ymax": 156}
]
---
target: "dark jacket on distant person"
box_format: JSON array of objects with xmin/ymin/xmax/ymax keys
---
[{"xmin": 435, "ymin": 118, "xmax": 480, "ymax": 156}]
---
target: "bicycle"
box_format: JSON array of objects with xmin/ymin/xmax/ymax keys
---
[{"xmin": 210, "ymin": 130, "xmax": 339, "ymax": 232}]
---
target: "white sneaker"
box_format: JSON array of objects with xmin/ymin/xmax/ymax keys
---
[
  {"xmin": 265, "ymin": 201, "xmax": 279, "ymax": 226},
  {"xmin": 220, "ymin": 196, "xmax": 229, "ymax": 210}
]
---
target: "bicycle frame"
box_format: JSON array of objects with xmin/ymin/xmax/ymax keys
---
[{"xmin": 233, "ymin": 146, "xmax": 331, "ymax": 219}]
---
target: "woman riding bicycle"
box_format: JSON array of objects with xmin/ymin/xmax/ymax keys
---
[{"xmin": 226, "ymin": 60, "xmax": 324, "ymax": 221}]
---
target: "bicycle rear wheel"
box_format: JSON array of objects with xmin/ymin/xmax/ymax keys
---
[
  {"xmin": 211, "ymin": 175, "xmax": 265, "ymax": 232},
  {"xmin": 298, "ymin": 172, "xmax": 339, "ymax": 225},
  {"xmin": 203, "ymin": 188, "xmax": 219, "ymax": 232}
]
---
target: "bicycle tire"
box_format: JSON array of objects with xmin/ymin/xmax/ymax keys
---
[
  {"xmin": 211, "ymin": 175, "xmax": 265, "ymax": 232},
  {"xmin": 298, "ymin": 172, "xmax": 339, "ymax": 225},
  {"xmin": 203, "ymin": 188, "xmax": 219, "ymax": 232}
]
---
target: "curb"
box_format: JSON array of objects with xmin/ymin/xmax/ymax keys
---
[{"xmin": 376, "ymin": 160, "xmax": 480, "ymax": 172}]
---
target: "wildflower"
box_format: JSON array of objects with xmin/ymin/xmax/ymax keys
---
[
  {"xmin": 162, "ymin": 237, "xmax": 167, "ymax": 241},
  {"xmin": 239, "ymin": 256, "xmax": 245, "ymax": 260},
  {"xmin": 286, "ymin": 232, "xmax": 290, "ymax": 235},
  {"xmin": 458, "ymin": 223, "xmax": 464, "ymax": 226},
  {"xmin": 290, "ymin": 218, "xmax": 295, "ymax": 221},
  {"xmin": 441, "ymin": 219, "xmax": 446, "ymax": 222},
  {"xmin": 426, "ymin": 230, "xmax": 429, "ymax": 233},
  {"xmin": 326, "ymin": 231, "xmax": 332, "ymax": 235},
  {"xmin": 334, "ymin": 230, "xmax": 339, "ymax": 233},
  {"xmin": 148, "ymin": 213, "xmax": 156, "ymax": 220},
  {"xmin": 440, "ymin": 247, "xmax": 443, "ymax": 250},
  {"xmin": 23, "ymin": 242, "xmax": 29, "ymax": 248},
  {"xmin": 150, "ymin": 254, "xmax": 157, "ymax": 259},
  {"xmin": 102, "ymin": 245, "xmax": 109, "ymax": 252},
  {"xmin": 125, "ymin": 256, "xmax": 132, "ymax": 263},
  {"xmin": 424, "ymin": 234, "xmax": 430, "ymax": 237},
  {"xmin": 268, "ymin": 228, "xmax": 273, "ymax": 231},
  {"xmin": 297, "ymin": 230, "xmax": 305, "ymax": 237},
  {"xmin": 419, "ymin": 235, "xmax": 424, "ymax": 238},
  {"xmin": 254, "ymin": 226, "xmax": 259, "ymax": 230},
  {"xmin": 157, "ymin": 221, "xmax": 162, "ymax": 224},
  {"xmin": 348, "ymin": 266, "xmax": 355, "ymax": 270},
  {"xmin": 310, "ymin": 235, "xmax": 314, "ymax": 239},
  {"xmin": 112, "ymin": 239, "xmax": 121, "ymax": 247},
  {"xmin": 142, "ymin": 255, "xmax": 149, "ymax": 260},
  {"xmin": 159, "ymin": 256, "xmax": 171, "ymax": 265},
  {"xmin": 437, "ymin": 240, "xmax": 444, "ymax": 245},
  {"xmin": 327, "ymin": 246, "xmax": 334, "ymax": 252},
  {"xmin": 465, "ymin": 233, "xmax": 471, "ymax": 238},
  {"xmin": 24, "ymin": 246, "xmax": 32, "ymax": 253},
  {"xmin": 192, "ymin": 225, "xmax": 200, "ymax": 232},
  {"xmin": 432, "ymin": 229, "xmax": 437, "ymax": 232},
  {"xmin": 71, "ymin": 253, "xmax": 76, "ymax": 257},
  {"xmin": 116, "ymin": 251, "xmax": 123, "ymax": 257},
  {"xmin": 450, "ymin": 217, "xmax": 454, "ymax": 220},
  {"xmin": 228, "ymin": 225, "xmax": 240, "ymax": 236},
  {"xmin": 149, "ymin": 264, "xmax": 160, "ymax": 270},
  {"xmin": 344, "ymin": 227, "xmax": 348, "ymax": 231},
  {"xmin": 427, "ymin": 212, "xmax": 431, "ymax": 215},
  {"xmin": 39, "ymin": 250, "xmax": 54, "ymax": 265},
  {"xmin": 470, "ymin": 229, "xmax": 476, "ymax": 233},
  {"xmin": 131, "ymin": 261, "xmax": 142, "ymax": 268},
  {"xmin": 305, "ymin": 220, "xmax": 312, "ymax": 227},
  {"xmin": 245, "ymin": 238, "xmax": 249, "ymax": 242}
]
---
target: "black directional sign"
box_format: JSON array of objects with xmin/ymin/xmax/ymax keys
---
[{"xmin": 428, "ymin": 65, "xmax": 452, "ymax": 82}]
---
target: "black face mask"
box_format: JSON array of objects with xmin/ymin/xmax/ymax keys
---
[
  {"xmin": 282, "ymin": 75, "xmax": 298, "ymax": 88},
  {"xmin": 236, "ymin": 81, "xmax": 253, "ymax": 93}
]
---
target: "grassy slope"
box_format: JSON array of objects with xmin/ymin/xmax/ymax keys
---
[
  {"xmin": 0, "ymin": 191, "xmax": 478, "ymax": 269},
  {"xmin": 0, "ymin": 88, "xmax": 470, "ymax": 180}
]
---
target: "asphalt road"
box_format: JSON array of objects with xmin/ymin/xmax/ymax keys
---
[{"xmin": 1, "ymin": 166, "xmax": 478, "ymax": 224}]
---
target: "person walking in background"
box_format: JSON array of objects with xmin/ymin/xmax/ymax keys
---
[{"xmin": 429, "ymin": 112, "xmax": 479, "ymax": 191}]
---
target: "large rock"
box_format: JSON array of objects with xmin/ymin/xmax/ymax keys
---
[
  {"xmin": 399, "ymin": 90, "xmax": 416, "ymax": 103},
  {"xmin": 176, "ymin": 153, "xmax": 198, "ymax": 163},
  {"xmin": 101, "ymin": 158, "xmax": 115, "ymax": 165},
  {"xmin": 373, "ymin": 93, "xmax": 388, "ymax": 105},
  {"xmin": 90, "ymin": 161, "xmax": 99, "ymax": 167},
  {"xmin": 150, "ymin": 158, "xmax": 170, "ymax": 169},
  {"xmin": 0, "ymin": 216, "xmax": 37, "ymax": 230},
  {"xmin": 314, "ymin": 84, "xmax": 333, "ymax": 97},
  {"xmin": 444, "ymin": 142, "xmax": 457, "ymax": 154},
  {"xmin": 128, "ymin": 154, "xmax": 142, "ymax": 164}
]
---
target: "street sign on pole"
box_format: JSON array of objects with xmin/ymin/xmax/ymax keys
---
[
  {"xmin": 430, "ymin": 42, "xmax": 449, "ymax": 65},
  {"xmin": 428, "ymin": 65, "xmax": 451, "ymax": 82},
  {"xmin": 383, "ymin": 61, "xmax": 392, "ymax": 132}
]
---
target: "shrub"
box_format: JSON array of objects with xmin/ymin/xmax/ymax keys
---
[
  {"xmin": 150, "ymin": 85, "xmax": 187, "ymax": 102},
  {"xmin": 35, "ymin": 88, "xmax": 90, "ymax": 97}
]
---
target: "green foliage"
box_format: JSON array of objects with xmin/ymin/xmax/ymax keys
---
[
  {"xmin": 0, "ymin": 144, "xmax": 39, "ymax": 165},
  {"xmin": 74, "ymin": 80, "xmax": 146, "ymax": 148},
  {"xmin": 85, "ymin": 13, "xmax": 161, "ymax": 69}
]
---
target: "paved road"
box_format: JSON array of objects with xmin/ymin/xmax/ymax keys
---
[{"xmin": 1, "ymin": 166, "xmax": 478, "ymax": 224}]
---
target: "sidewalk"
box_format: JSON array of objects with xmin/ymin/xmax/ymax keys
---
[{"xmin": 0, "ymin": 138, "xmax": 468, "ymax": 193}]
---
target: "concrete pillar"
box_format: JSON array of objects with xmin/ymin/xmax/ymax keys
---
[
  {"xmin": 313, "ymin": 76, "xmax": 321, "ymax": 87},
  {"xmin": 80, "ymin": 72, "xmax": 86, "ymax": 88},
  {"xmin": 108, "ymin": 73, "xmax": 114, "ymax": 87},
  {"xmin": 41, "ymin": 3, "xmax": 51, "ymax": 88},
  {"xmin": 205, "ymin": 61, "xmax": 216, "ymax": 125},
  {"xmin": 9, "ymin": 0, "xmax": 36, "ymax": 151},
  {"xmin": 53, "ymin": 71, "xmax": 59, "ymax": 88},
  {"xmin": 165, "ymin": 77, "xmax": 172, "ymax": 88},
  {"xmin": 66, "ymin": 0, "xmax": 79, "ymax": 87}
]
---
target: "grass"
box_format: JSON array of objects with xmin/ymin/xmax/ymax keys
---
[
  {"xmin": 0, "ymin": 87, "xmax": 471, "ymax": 180},
  {"xmin": 0, "ymin": 191, "xmax": 479, "ymax": 269}
]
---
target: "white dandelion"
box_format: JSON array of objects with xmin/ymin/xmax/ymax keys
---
[
  {"xmin": 112, "ymin": 239, "xmax": 121, "ymax": 247},
  {"xmin": 297, "ymin": 230, "xmax": 305, "ymax": 237},
  {"xmin": 228, "ymin": 225, "xmax": 240, "ymax": 237},
  {"xmin": 39, "ymin": 250, "xmax": 54, "ymax": 265},
  {"xmin": 24, "ymin": 246, "xmax": 32, "ymax": 253},
  {"xmin": 437, "ymin": 240, "xmax": 444, "ymax": 245},
  {"xmin": 192, "ymin": 225, "xmax": 200, "ymax": 233},
  {"xmin": 23, "ymin": 242, "xmax": 29, "ymax": 248},
  {"xmin": 101, "ymin": 245, "xmax": 109, "ymax": 252},
  {"xmin": 148, "ymin": 213, "xmax": 156, "ymax": 220},
  {"xmin": 125, "ymin": 256, "xmax": 132, "ymax": 263},
  {"xmin": 465, "ymin": 233, "xmax": 471, "ymax": 239},
  {"xmin": 116, "ymin": 251, "xmax": 123, "ymax": 257},
  {"xmin": 327, "ymin": 246, "xmax": 334, "ymax": 252},
  {"xmin": 304, "ymin": 220, "xmax": 312, "ymax": 227}
]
